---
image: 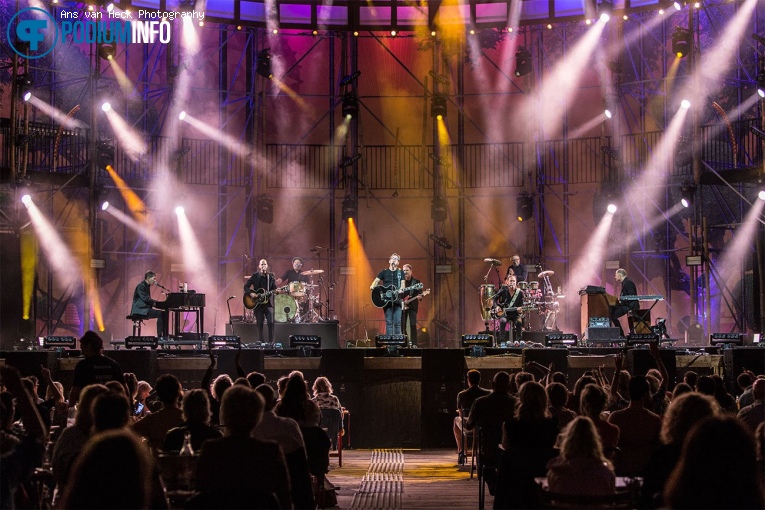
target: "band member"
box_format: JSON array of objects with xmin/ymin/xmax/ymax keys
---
[
  {"xmin": 130, "ymin": 271, "xmax": 168, "ymax": 338},
  {"xmin": 370, "ymin": 253, "xmax": 405, "ymax": 335},
  {"xmin": 401, "ymin": 264, "xmax": 423, "ymax": 347},
  {"xmin": 609, "ymin": 268, "xmax": 638, "ymax": 337},
  {"xmin": 505, "ymin": 254, "xmax": 527, "ymax": 282},
  {"xmin": 244, "ymin": 259, "xmax": 278, "ymax": 344},
  {"xmin": 492, "ymin": 274, "xmax": 524, "ymax": 343},
  {"xmin": 276, "ymin": 257, "xmax": 310, "ymax": 286}
]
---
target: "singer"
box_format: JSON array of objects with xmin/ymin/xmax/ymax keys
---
[
  {"xmin": 243, "ymin": 259, "xmax": 277, "ymax": 344},
  {"xmin": 130, "ymin": 271, "xmax": 169, "ymax": 339}
]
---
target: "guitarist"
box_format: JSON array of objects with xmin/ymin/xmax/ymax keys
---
[
  {"xmin": 369, "ymin": 253, "xmax": 405, "ymax": 335},
  {"xmin": 401, "ymin": 264, "xmax": 423, "ymax": 347},
  {"xmin": 492, "ymin": 274, "xmax": 524, "ymax": 344},
  {"xmin": 244, "ymin": 259, "xmax": 278, "ymax": 344}
]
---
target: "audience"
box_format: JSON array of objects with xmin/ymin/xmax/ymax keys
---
[
  {"xmin": 453, "ymin": 369, "xmax": 490, "ymax": 457},
  {"xmin": 711, "ymin": 374, "xmax": 737, "ymax": 414},
  {"xmin": 566, "ymin": 375, "xmax": 596, "ymax": 415},
  {"xmin": 546, "ymin": 382, "xmax": 576, "ymax": 431},
  {"xmin": 312, "ymin": 376, "xmax": 342, "ymax": 410},
  {"xmin": 163, "ymin": 389, "xmax": 222, "ymax": 453},
  {"xmin": 663, "ymin": 415, "xmax": 764, "ymax": 509},
  {"xmin": 275, "ymin": 373, "xmax": 321, "ymax": 427},
  {"xmin": 68, "ymin": 331, "xmax": 125, "ymax": 407},
  {"xmin": 132, "ymin": 374, "xmax": 184, "ymax": 450},
  {"xmin": 546, "ymin": 417, "xmax": 615, "ymax": 497},
  {"xmin": 465, "ymin": 371, "xmax": 517, "ymax": 464},
  {"xmin": 253, "ymin": 385, "xmax": 305, "ymax": 456},
  {"xmin": 580, "ymin": 384, "xmax": 619, "ymax": 458},
  {"xmin": 737, "ymin": 378, "xmax": 765, "ymax": 433},
  {"xmin": 736, "ymin": 372, "xmax": 755, "ymax": 409},
  {"xmin": 502, "ymin": 381, "xmax": 559, "ymax": 451}
]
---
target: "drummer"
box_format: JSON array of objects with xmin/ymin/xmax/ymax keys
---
[
  {"xmin": 505, "ymin": 254, "xmax": 527, "ymax": 282},
  {"xmin": 276, "ymin": 257, "xmax": 310, "ymax": 287}
]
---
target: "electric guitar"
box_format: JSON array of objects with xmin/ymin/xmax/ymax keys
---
[
  {"xmin": 243, "ymin": 285, "xmax": 288, "ymax": 310},
  {"xmin": 371, "ymin": 283, "xmax": 423, "ymax": 308},
  {"xmin": 403, "ymin": 289, "xmax": 431, "ymax": 310}
]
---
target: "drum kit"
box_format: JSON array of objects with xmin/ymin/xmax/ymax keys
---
[
  {"xmin": 480, "ymin": 258, "xmax": 564, "ymax": 332},
  {"xmin": 244, "ymin": 269, "xmax": 326, "ymax": 323}
]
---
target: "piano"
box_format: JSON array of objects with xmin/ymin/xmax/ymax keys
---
[{"xmin": 157, "ymin": 292, "xmax": 206, "ymax": 339}]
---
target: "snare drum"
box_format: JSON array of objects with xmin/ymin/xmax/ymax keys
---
[
  {"xmin": 289, "ymin": 281, "xmax": 306, "ymax": 297},
  {"xmin": 274, "ymin": 294, "xmax": 298, "ymax": 322},
  {"xmin": 518, "ymin": 281, "xmax": 529, "ymax": 291}
]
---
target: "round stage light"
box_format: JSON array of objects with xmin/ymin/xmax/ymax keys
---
[
  {"xmin": 604, "ymin": 109, "xmax": 612, "ymax": 119},
  {"xmin": 179, "ymin": 111, "xmax": 187, "ymax": 120},
  {"xmin": 21, "ymin": 194, "xmax": 32, "ymax": 205},
  {"xmin": 175, "ymin": 206, "xmax": 185, "ymax": 215},
  {"xmin": 758, "ymin": 190, "xmax": 765, "ymax": 201},
  {"xmin": 101, "ymin": 102, "xmax": 112, "ymax": 112},
  {"xmin": 101, "ymin": 201, "xmax": 110, "ymax": 211},
  {"xmin": 606, "ymin": 203, "xmax": 617, "ymax": 214},
  {"xmin": 680, "ymin": 99, "xmax": 691, "ymax": 109}
]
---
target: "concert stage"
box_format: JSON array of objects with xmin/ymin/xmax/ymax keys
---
[{"xmin": 2, "ymin": 346, "xmax": 762, "ymax": 448}]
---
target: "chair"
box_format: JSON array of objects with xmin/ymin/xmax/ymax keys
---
[
  {"xmin": 476, "ymin": 426, "xmax": 502, "ymax": 510},
  {"xmin": 156, "ymin": 453, "xmax": 199, "ymax": 508},
  {"xmin": 319, "ymin": 408, "xmax": 344, "ymax": 467},
  {"xmin": 300, "ymin": 426, "xmax": 332, "ymax": 509},
  {"xmin": 126, "ymin": 314, "xmax": 145, "ymax": 336},
  {"xmin": 284, "ymin": 447, "xmax": 315, "ymax": 510},
  {"xmin": 537, "ymin": 487, "xmax": 634, "ymax": 509},
  {"xmin": 458, "ymin": 409, "xmax": 477, "ymax": 478},
  {"xmin": 627, "ymin": 309, "xmax": 651, "ymax": 334},
  {"xmin": 494, "ymin": 446, "xmax": 559, "ymax": 509}
]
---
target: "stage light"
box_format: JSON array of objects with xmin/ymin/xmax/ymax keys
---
[
  {"xmin": 101, "ymin": 201, "xmax": 110, "ymax": 211},
  {"xmin": 179, "ymin": 0, "xmax": 197, "ymax": 12},
  {"xmin": 680, "ymin": 99, "xmax": 691, "ymax": 109},
  {"xmin": 339, "ymin": 154, "xmax": 361, "ymax": 167},
  {"xmin": 390, "ymin": 30, "xmax": 397, "ymax": 37},
  {"xmin": 272, "ymin": 29, "xmax": 278, "ymax": 35},
  {"xmin": 680, "ymin": 184, "xmax": 696, "ymax": 208},
  {"xmin": 339, "ymin": 70, "xmax": 361, "ymax": 86},
  {"xmin": 759, "ymin": 190, "xmax": 765, "ymax": 201},
  {"xmin": 256, "ymin": 195, "xmax": 273, "ymax": 224},
  {"xmin": 659, "ymin": 9, "xmax": 665, "ymax": 14},
  {"xmin": 431, "ymin": 30, "xmax": 437, "ymax": 36},
  {"xmin": 342, "ymin": 92, "xmax": 358, "ymax": 119},
  {"xmin": 606, "ymin": 203, "xmax": 617, "ymax": 214},
  {"xmin": 256, "ymin": 49, "xmax": 273, "ymax": 79},
  {"xmin": 23, "ymin": 91, "xmax": 31, "ymax": 102},
  {"xmin": 175, "ymin": 206, "xmax": 184, "ymax": 215},
  {"xmin": 431, "ymin": 197, "xmax": 448, "ymax": 222},
  {"xmin": 431, "ymin": 94, "xmax": 447, "ymax": 119},
  {"xmin": 342, "ymin": 196, "xmax": 358, "ymax": 221},
  {"xmin": 101, "ymin": 102, "xmax": 112, "ymax": 112},
  {"xmin": 514, "ymin": 46, "xmax": 532, "ymax": 77},
  {"xmin": 758, "ymin": 89, "xmax": 765, "ymax": 98},
  {"xmin": 98, "ymin": 32, "xmax": 116, "ymax": 60},
  {"xmin": 312, "ymin": 30, "xmax": 318, "ymax": 36},
  {"xmin": 16, "ymin": 74, "xmax": 33, "ymax": 101},
  {"xmin": 516, "ymin": 193, "xmax": 534, "ymax": 221},
  {"xmin": 598, "ymin": 0, "xmax": 613, "ymax": 22},
  {"xmin": 672, "ymin": 27, "xmax": 692, "ymax": 58},
  {"xmin": 353, "ymin": 31, "xmax": 359, "ymax": 37},
  {"xmin": 604, "ymin": 109, "xmax": 612, "ymax": 119},
  {"xmin": 21, "ymin": 194, "xmax": 32, "ymax": 205},
  {"xmin": 673, "ymin": 1, "xmax": 683, "ymax": 10},
  {"xmin": 178, "ymin": 111, "xmax": 187, "ymax": 120}
]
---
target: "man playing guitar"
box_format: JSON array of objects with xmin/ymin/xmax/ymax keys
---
[
  {"xmin": 244, "ymin": 259, "xmax": 280, "ymax": 344},
  {"xmin": 401, "ymin": 264, "xmax": 429, "ymax": 347},
  {"xmin": 492, "ymin": 274, "xmax": 524, "ymax": 344},
  {"xmin": 370, "ymin": 253, "xmax": 405, "ymax": 335}
]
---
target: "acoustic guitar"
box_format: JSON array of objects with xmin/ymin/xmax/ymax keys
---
[
  {"xmin": 243, "ymin": 285, "xmax": 288, "ymax": 310},
  {"xmin": 371, "ymin": 283, "xmax": 423, "ymax": 308}
]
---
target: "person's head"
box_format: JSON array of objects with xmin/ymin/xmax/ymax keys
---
[
  {"xmin": 79, "ymin": 331, "xmax": 104, "ymax": 356},
  {"xmin": 516, "ymin": 381, "xmax": 549, "ymax": 422},
  {"xmin": 515, "ymin": 371, "xmax": 534, "ymax": 387},
  {"xmin": 628, "ymin": 375, "xmax": 651, "ymax": 402},
  {"xmin": 559, "ymin": 416, "xmax": 608, "ymax": 463},
  {"xmin": 736, "ymin": 372, "xmax": 754, "ymax": 392},
  {"xmin": 466, "ymin": 369, "xmax": 481, "ymax": 387},
  {"xmin": 220, "ymin": 385, "xmax": 264, "ymax": 436},
  {"xmin": 74, "ymin": 384, "xmax": 109, "ymax": 432},
  {"xmin": 546, "ymin": 382, "xmax": 569, "ymax": 408},
  {"xmin": 144, "ymin": 271, "xmax": 156, "ymax": 284},
  {"xmin": 660, "ymin": 392, "xmax": 719, "ymax": 446},
  {"xmin": 233, "ymin": 377, "xmax": 250, "ymax": 387},
  {"xmin": 551, "ymin": 372, "xmax": 567, "ymax": 385},
  {"xmin": 44, "ymin": 381, "xmax": 65, "ymax": 402},
  {"xmin": 683, "ymin": 370, "xmax": 698, "ymax": 388},
  {"xmin": 61, "ymin": 430, "xmax": 153, "ymax": 510},
  {"xmin": 276, "ymin": 376, "xmax": 289, "ymax": 397},
  {"xmin": 389, "ymin": 253, "xmax": 400, "ymax": 268},
  {"xmin": 753, "ymin": 378, "xmax": 765, "ymax": 402},
  {"xmin": 92, "ymin": 391, "xmax": 132, "ymax": 432},
  {"xmin": 21, "ymin": 377, "xmax": 39, "ymax": 399},
  {"xmin": 284, "ymin": 373, "xmax": 309, "ymax": 402},
  {"xmin": 403, "ymin": 264, "xmax": 412, "ymax": 279},
  {"xmin": 292, "ymin": 257, "xmax": 304, "ymax": 271},
  {"xmin": 136, "ymin": 381, "xmax": 152, "ymax": 401},
  {"xmin": 246, "ymin": 371, "xmax": 266, "ymax": 388},
  {"xmin": 664, "ymin": 416, "xmax": 764, "ymax": 510},
  {"xmin": 0, "ymin": 392, "xmax": 14, "ymax": 431},
  {"xmin": 312, "ymin": 376, "xmax": 333, "ymax": 397},
  {"xmin": 511, "ymin": 254, "xmax": 521, "ymax": 266},
  {"xmin": 255, "ymin": 384, "xmax": 279, "ymax": 412},
  {"xmin": 504, "ymin": 275, "xmax": 517, "ymax": 290},
  {"xmin": 155, "ymin": 374, "xmax": 182, "ymax": 406},
  {"xmin": 124, "ymin": 373, "xmax": 138, "ymax": 399},
  {"xmin": 211, "ymin": 374, "xmax": 233, "ymax": 402},
  {"xmin": 615, "ymin": 268, "xmax": 627, "ymax": 282},
  {"xmin": 258, "ymin": 259, "xmax": 269, "ymax": 273},
  {"xmin": 492, "ymin": 371, "xmax": 511, "ymax": 394},
  {"xmin": 695, "ymin": 375, "xmax": 715, "ymax": 396},
  {"xmin": 671, "ymin": 382, "xmax": 693, "ymax": 400},
  {"xmin": 645, "ymin": 374, "xmax": 660, "ymax": 395},
  {"xmin": 106, "ymin": 380, "xmax": 127, "ymax": 396},
  {"xmin": 181, "ymin": 389, "xmax": 211, "ymax": 425},
  {"xmin": 580, "ymin": 384, "xmax": 607, "ymax": 419}
]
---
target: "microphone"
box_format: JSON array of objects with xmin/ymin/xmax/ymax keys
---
[{"xmin": 243, "ymin": 254, "xmax": 250, "ymax": 258}]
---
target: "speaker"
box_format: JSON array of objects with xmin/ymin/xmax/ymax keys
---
[
  {"xmin": 521, "ymin": 331, "xmax": 549, "ymax": 346},
  {"xmin": 586, "ymin": 327, "xmax": 622, "ymax": 342},
  {"xmin": 109, "ymin": 350, "xmax": 158, "ymax": 383},
  {"xmin": 226, "ymin": 322, "xmax": 339, "ymax": 348},
  {"xmin": 626, "ymin": 348, "xmax": 677, "ymax": 388},
  {"xmin": 723, "ymin": 347, "xmax": 765, "ymax": 391},
  {"xmin": 421, "ymin": 350, "xmax": 464, "ymax": 447},
  {"xmin": 522, "ymin": 348, "xmax": 569, "ymax": 377}
]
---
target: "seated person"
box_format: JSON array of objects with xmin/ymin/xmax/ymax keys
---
[
  {"xmin": 130, "ymin": 271, "xmax": 169, "ymax": 338},
  {"xmin": 164, "ymin": 389, "xmax": 222, "ymax": 452}
]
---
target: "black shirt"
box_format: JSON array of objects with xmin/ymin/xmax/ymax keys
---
[
  {"xmin": 244, "ymin": 272, "xmax": 277, "ymax": 307},
  {"xmin": 279, "ymin": 269, "xmax": 309, "ymax": 283},
  {"xmin": 72, "ymin": 355, "xmax": 125, "ymax": 388}
]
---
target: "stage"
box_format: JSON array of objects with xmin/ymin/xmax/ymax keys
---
[{"xmin": 2, "ymin": 345, "xmax": 762, "ymax": 448}]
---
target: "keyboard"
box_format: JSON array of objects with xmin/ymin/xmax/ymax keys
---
[{"xmin": 620, "ymin": 295, "xmax": 664, "ymax": 301}]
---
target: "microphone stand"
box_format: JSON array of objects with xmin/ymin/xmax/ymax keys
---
[
  {"xmin": 362, "ymin": 303, "xmax": 371, "ymax": 346},
  {"xmin": 226, "ymin": 296, "xmax": 236, "ymax": 339}
]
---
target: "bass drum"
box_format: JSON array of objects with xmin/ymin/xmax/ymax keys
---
[
  {"xmin": 274, "ymin": 294, "xmax": 298, "ymax": 322},
  {"xmin": 479, "ymin": 284, "xmax": 496, "ymax": 321}
]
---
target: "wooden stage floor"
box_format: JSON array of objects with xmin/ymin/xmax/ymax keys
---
[{"xmin": 328, "ymin": 448, "xmax": 492, "ymax": 509}]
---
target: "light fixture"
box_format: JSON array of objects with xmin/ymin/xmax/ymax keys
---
[
  {"xmin": 516, "ymin": 193, "xmax": 533, "ymax": 222},
  {"xmin": 758, "ymin": 190, "xmax": 765, "ymax": 201},
  {"xmin": 175, "ymin": 206, "xmax": 185, "ymax": 215},
  {"xmin": 342, "ymin": 196, "xmax": 358, "ymax": 221},
  {"xmin": 101, "ymin": 201, "xmax": 110, "ymax": 211},
  {"xmin": 101, "ymin": 102, "xmax": 112, "ymax": 112},
  {"xmin": 604, "ymin": 109, "xmax": 612, "ymax": 119},
  {"xmin": 16, "ymin": 75, "xmax": 33, "ymax": 101},
  {"xmin": 680, "ymin": 99, "xmax": 691, "ymax": 109},
  {"xmin": 431, "ymin": 197, "xmax": 448, "ymax": 222},
  {"xmin": 606, "ymin": 203, "xmax": 617, "ymax": 214},
  {"xmin": 342, "ymin": 92, "xmax": 358, "ymax": 119},
  {"xmin": 256, "ymin": 194, "xmax": 273, "ymax": 224},
  {"xmin": 179, "ymin": 0, "xmax": 196, "ymax": 12},
  {"xmin": 598, "ymin": 0, "xmax": 613, "ymax": 22},
  {"xmin": 672, "ymin": 27, "xmax": 692, "ymax": 58},
  {"xmin": 390, "ymin": 30, "xmax": 397, "ymax": 37},
  {"xmin": 339, "ymin": 154, "xmax": 361, "ymax": 167},
  {"xmin": 21, "ymin": 194, "xmax": 32, "ymax": 205},
  {"xmin": 680, "ymin": 184, "xmax": 696, "ymax": 208},
  {"xmin": 97, "ymin": 31, "xmax": 116, "ymax": 61},
  {"xmin": 673, "ymin": 1, "xmax": 683, "ymax": 10},
  {"xmin": 178, "ymin": 111, "xmax": 187, "ymax": 120},
  {"xmin": 431, "ymin": 94, "xmax": 447, "ymax": 119},
  {"xmin": 339, "ymin": 70, "xmax": 361, "ymax": 86},
  {"xmin": 514, "ymin": 46, "xmax": 532, "ymax": 77},
  {"xmin": 429, "ymin": 234, "xmax": 452, "ymax": 249},
  {"xmin": 256, "ymin": 49, "xmax": 273, "ymax": 79}
]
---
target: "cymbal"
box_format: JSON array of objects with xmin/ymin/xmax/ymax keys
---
[
  {"xmin": 484, "ymin": 258, "xmax": 501, "ymax": 266},
  {"xmin": 538, "ymin": 270, "xmax": 555, "ymax": 277},
  {"xmin": 301, "ymin": 269, "xmax": 324, "ymax": 275}
]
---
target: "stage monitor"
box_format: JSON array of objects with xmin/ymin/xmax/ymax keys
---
[
  {"xmin": 208, "ymin": 335, "xmax": 241, "ymax": 349},
  {"xmin": 289, "ymin": 335, "xmax": 321, "ymax": 348},
  {"xmin": 545, "ymin": 333, "xmax": 577, "ymax": 347},
  {"xmin": 626, "ymin": 332, "xmax": 659, "ymax": 346},
  {"xmin": 375, "ymin": 334, "xmax": 408, "ymax": 347},
  {"xmin": 461, "ymin": 334, "xmax": 493, "ymax": 347},
  {"xmin": 42, "ymin": 336, "xmax": 77, "ymax": 349},
  {"xmin": 124, "ymin": 336, "xmax": 158, "ymax": 349},
  {"xmin": 709, "ymin": 333, "xmax": 743, "ymax": 347}
]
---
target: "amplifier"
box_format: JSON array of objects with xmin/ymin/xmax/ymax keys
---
[
  {"xmin": 588, "ymin": 317, "xmax": 610, "ymax": 328},
  {"xmin": 585, "ymin": 327, "xmax": 622, "ymax": 342}
]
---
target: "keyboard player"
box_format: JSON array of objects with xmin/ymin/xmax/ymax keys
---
[
  {"xmin": 130, "ymin": 271, "xmax": 169, "ymax": 339},
  {"xmin": 609, "ymin": 268, "xmax": 638, "ymax": 337}
]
